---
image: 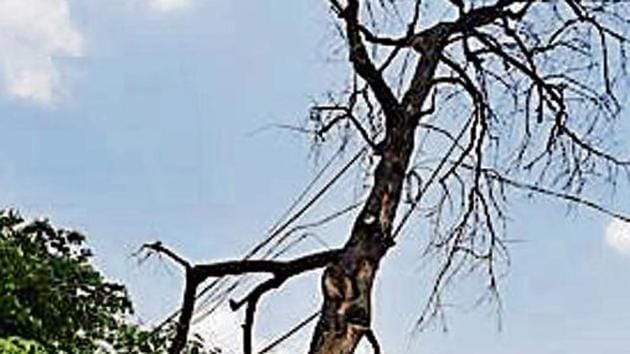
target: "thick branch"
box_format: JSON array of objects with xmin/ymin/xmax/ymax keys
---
[
  {"xmin": 237, "ymin": 276, "xmax": 286, "ymax": 354},
  {"xmin": 169, "ymin": 268, "xmax": 199, "ymax": 354},
  {"xmin": 336, "ymin": 0, "xmax": 403, "ymax": 125},
  {"xmin": 148, "ymin": 245, "xmax": 342, "ymax": 354},
  {"xmin": 194, "ymin": 249, "xmax": 342, "ymax": 279}
]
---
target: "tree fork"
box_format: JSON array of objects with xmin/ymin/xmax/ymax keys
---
[
  {"xmin": 307, "ymin": 2, "xmax": 445, "ymax": 351},
  {"xmin": 137, "ymin": 242, "xmax": 342, "ymax": 354}
]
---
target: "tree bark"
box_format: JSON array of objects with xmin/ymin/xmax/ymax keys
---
[{"xmin": 307, "ymin": 31, "xmax": 443, "ymax": 353}]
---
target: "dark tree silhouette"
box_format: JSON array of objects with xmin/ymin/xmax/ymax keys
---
[{"xmin": 141, "ymin": 1, "xmax": 630, "ymax": 353}]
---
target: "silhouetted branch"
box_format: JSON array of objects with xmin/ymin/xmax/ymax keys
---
[
  {"xmin": 139, "ymin": 241, "xmax": 191, "ymax": 270},
  {"xmin": 472, "ymin": 164, "xmax": 630, "ymax": 223},
  {"xmin": 146, "ymin": 0, "xmax": 630, "ymax": 351},
  {"xmin": 364, "ymin": 329, "xmax": 382, "ymax": 354},
  {"xmin": 137, "ymin": 243, "xmax": 342, "ymax": 354}
]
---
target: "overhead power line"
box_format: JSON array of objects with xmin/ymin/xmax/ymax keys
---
[{"xmin": 152, "ymin": 146, "xmax": 366, "ymax": 334}]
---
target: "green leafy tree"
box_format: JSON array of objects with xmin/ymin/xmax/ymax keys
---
[
  {"xmin": 0, "ymin": 337, "xmax": 45, "ymax": 354},
  {"xmin": 0, "ymin": 209, "xmax": 214, "ymax": 353}
]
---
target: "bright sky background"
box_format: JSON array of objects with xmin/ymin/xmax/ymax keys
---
[{"xmin": 1, "ymin": 1, "xmax": 630, "ymax": 353}]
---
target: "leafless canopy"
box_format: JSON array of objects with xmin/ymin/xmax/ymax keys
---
[
  {"xmin": 311, "ymin": 0, "xmax": 630, "ymax": 329},
  {"xmin": 141, "ymin": 1, "xmax": 630, "ymax": 353}
]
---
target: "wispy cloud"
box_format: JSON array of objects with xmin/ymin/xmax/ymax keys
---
[
  {"xmin": 146, "ymin": 0, "xmax": 191, "ymax": 12},
  {"xmin": 0, "ymin": 0, "xmax": 84, "ymax": 104},
  {"xmin": 192, "ymin": 307, "xmax": 293, "ymax": 354},
  {"xmin": 0, "ymin": 0, "xmax": 194, "ymax": 106},
  {"xmin": 604, "ymin": 218, "xmax": 630, "ymax": 256}
]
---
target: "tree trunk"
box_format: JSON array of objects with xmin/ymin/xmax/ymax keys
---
[
  {"xmin": 307, "ymin": 20, "xmax": 443, "ymax": 348},
  {"xmin": 307, "ymin": 135, "xmax": 414, "ymax": 353}
]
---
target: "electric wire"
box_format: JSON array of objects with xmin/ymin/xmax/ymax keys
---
[{"xmin": 152, "ymin": 146, "xmax": 366, "ymax": 334}]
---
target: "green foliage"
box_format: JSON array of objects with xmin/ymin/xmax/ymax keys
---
[
  {"xmin": 0, "ymin": 336, "xmax": 45, "ymax": 354},
  {"xmin": 0, "ymin": 209, "xmax": 215, "ymax": 353},
  {"xmin": 0, "ymin": 209, "xmax": 131, "ymax": 352}
]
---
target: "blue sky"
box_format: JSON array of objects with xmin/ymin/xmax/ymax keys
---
[{"xmin": 1, "ymin": 1, "xmax": 630, "ymax": 353}]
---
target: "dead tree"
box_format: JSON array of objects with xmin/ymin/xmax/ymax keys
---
[{"xmin": 141, "ymin": 1, "xmax": 630, "ymax": 353}]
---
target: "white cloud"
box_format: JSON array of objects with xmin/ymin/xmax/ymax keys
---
[
  {"xmin": 192, "ymin": 307, "xmax": 295, "ymax": 354},
  {"xmin": 147, "ymin": 0, "xmax": 191, "ymax": 12},
  {"xmin": 605, "ymin": 218, "xmax": 630, "ymax": 256},
  {"xmin": 0, "ymin": 0, "xmax": 84, "ymax": 104},
  {"xmin": 192, "ymin": 306, "xmax": 243, "ymax": 352}
]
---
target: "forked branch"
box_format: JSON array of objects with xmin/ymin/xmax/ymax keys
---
[{"xmin": 138, "ymin": 243, "xmax": 342, "ymax": 354}]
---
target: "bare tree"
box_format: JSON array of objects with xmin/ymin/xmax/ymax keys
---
[{"xmin": 140, "ymin": 1, "xmax": 630, "ymax": 353}]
